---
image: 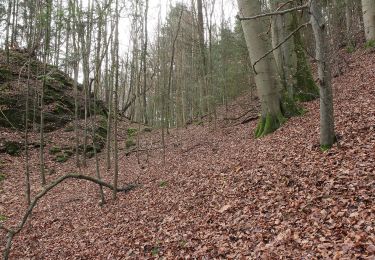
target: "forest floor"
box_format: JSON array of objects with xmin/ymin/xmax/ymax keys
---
[{"xmin": 1, "ymin": 48, "xmax": 375, "ymax": 259}]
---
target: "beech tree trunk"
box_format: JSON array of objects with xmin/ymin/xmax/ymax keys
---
[
  {"xmin": 237, "ymin": 0, "xmax": 284, "ymax": 137},
  {"xmin": 271, "ymin": 1, "xmax": 297, "ymax": 100},
  {"xmin": 361, "ymin": 0, "xmax": 375, "ymax": 41},
  {"xmin": 310, "ymin": 0, "xmax": 336, "ymax": 148}
]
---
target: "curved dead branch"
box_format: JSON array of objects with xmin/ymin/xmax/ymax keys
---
[{"xmin": 1, "ymin": 174, "xmax": 136, "ymax": 260}]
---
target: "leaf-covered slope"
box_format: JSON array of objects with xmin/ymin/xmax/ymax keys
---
[{"xmin": 0, "ymin": 48, "xmax": 374, "ymax": 259}]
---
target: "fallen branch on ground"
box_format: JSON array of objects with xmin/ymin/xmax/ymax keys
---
[{"xmin": 1, "ymin": 174, "xmax": 137, "ymax": 260}]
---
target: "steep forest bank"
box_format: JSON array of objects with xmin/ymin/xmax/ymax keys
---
[{"xmin": 1, "ymin": 48, "xmax": 374, "ymax": 258}]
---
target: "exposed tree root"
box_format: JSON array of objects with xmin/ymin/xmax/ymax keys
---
[{"xmin": 255, "ymin": 113, "xmax": 286, "ymax": 138}]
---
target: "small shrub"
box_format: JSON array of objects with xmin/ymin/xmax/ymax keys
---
[
  {"xmin": 0, "ymin": 215, "xmax": 7, "ymax": 222},
  {"xmin": 0, "ymin": 173, "xmax": 5, "ymax": 182}
]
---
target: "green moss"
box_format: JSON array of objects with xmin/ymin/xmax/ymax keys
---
[
  {"xmin": 290, "ymin": 13, "xmax": 319, "ymax": 102},
  {"xmin": 159, "ymin": 180, "xmax": 168, "ymax": 187},
  {"xmin": 151, "ymin": 247, "xmax": 160, "ymax": 256},
  {"xmin": 50, "ymin": 71, "xmax": 73, "ymax": 87},
  {"xmin": 5, "ymin": 141, "xmax": 22, "ymax": 156},
  {"xmin": 255, "ymin": 116, "xmax": 266, "ymax": 138},
  {"xmin": 281, "ymin": 94, "xmax": 303, "ymax": 118},
  {"xmin": 126, "ymin": 139, "xmax": 136, "ymax": 149},
  {"xmin": 127, "ymin": 128, "xmax": 137, "ymax": 137},
  {"xmin": 365, "ymin": 39, "xmax": 375, "ymax": 48},
  {"xmin": 0, "ymin": 67, "xmax": 12, "ymax": 82},
  {"xmin": 0, "ymin": 215, "xmax": 7, "ymax": 222},
  {"xmin": 65, "ymin": 150, "xmax": 74, "ymax": 156},
  {"xmin": 54, "ymin": 151, "xmax": 70, "ymax": 163},
  {"xmin": 49, "ymin": 146, "xmax": 62, "ymax": 155},
  {"xmin": 0, "ymin": 173, "xmax": 6, "ymax": 182},
  {"xmin": 320, "ymin": 144, "xmax": 332, "ymax": 152},
  {"xmin": 64, "ymin": 125, "xmax": 74, "ymax": 132},
  {"xmin": 53, "ymin": 102, "xmax": 70, "ymax": 115},
  {"xmin": 346, "ymin": 44, "xmax": 355, "ymax": 53},
  {"xmin": 255, "ymin": 112, "xmax": 286, "ymax": 138}
]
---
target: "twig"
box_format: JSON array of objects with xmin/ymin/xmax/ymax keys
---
[
  {"xmin": 2, "ymin": 174, "xmax": 137, "ymax": 260},
  {"xmin": 237, "ymin": 3, "xmax": 308, "ymax": 21},
  {"xmin": 252, "ymin": 22, "xmax": 309, "ymax": 74}
]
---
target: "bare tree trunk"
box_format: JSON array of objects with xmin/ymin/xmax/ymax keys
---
[
  {"xmin": 361, "ymin": 0, "xmax": 375, "ymax": 41},
  {"xmin": 310, "ymin": 0, "xmax": 336, "ymax": 148},
  {"xmin": 345, "ymin": 0, "xmax": 353, "ymax": 46},
  {"xmin": 24, "ymin": 56, "xmax": 31, "ymax": 205},
  {"xmin": 88, "ymin": 79, "xmax": 105, "ymax": 205},
  {"xmin": 113, "ymin": 0, "xmax": 120, "ymax": 200},
  {"xmin": 72, "ymin": 0, "xmax": 80, "ymax": 167},
  {"xmin": 197, "ymin": 0, "xmax": 208, "ymax": 120},
  {"xmin": 5, "ymin": 0, "xmax": 12, "ymax": 64},
  {"xmin": 39, "ymin": 0, "xmax": 52, "ymax": 186},
  {"xmin": 142, "ymin": 0, "xmax": 149, "ymax": 125},
  {"xmin": 237, "ymin": 0, "xmax": 284, "ymax": 138}
]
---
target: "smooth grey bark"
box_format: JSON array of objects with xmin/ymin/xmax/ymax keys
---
[
  {"xmin": 237, "ymin": 0, "xmax": 283, "ymax": 137},
  {"xmin": 113, "ymin": 0, "xmax": 120, "ymax": 200},
  {"xmin": 5, "ymin": 0, "xmax": 12, "ymax": 64},
  {"xmin": 39, "ymin": 0, "xmax": 52, "ymax": 186},
  {"xmin": 310, "ymin": 0, "xmax": 335, "ymax": 147},
  {"xmin": 345, "ymin": 0, "xmax": 353, "ymax": 45},
  {"xmin": 142, "ymin": 0, "xmax": 149, "ymax": 125},
  {"xmin": 71, "ymin": 0, "xmax": 80, "ymax": 167},
  {"xmin": 361, "ymin": 0, "xmax": 375, "ymax": 41},
  {"xmin": 25, "ymin": 57, "xmax": 31, "ymax": 206},
  {"xmin": 271, "ymin": 0, "xmax": 297, "ymax": 99}
]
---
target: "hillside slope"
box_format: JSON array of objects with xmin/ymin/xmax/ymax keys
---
[
  {"xmin": 0, "ymin": 50, "xmax": 107, "ymax": 131},
  {"xmin": 0, "ymin": 49, "xmax": 374, "ymax": 259}
]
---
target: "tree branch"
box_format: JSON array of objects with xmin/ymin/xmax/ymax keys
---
[
  {"xmin": 2, "ymin": 174, "xmax": 137, "ymax": 260},
  {"xmin": 237, "ymin": 3, "xmax": 308, "ymax": 21},
  {"xmin": 252, "ymin": 22, "xmax": 309, "ymax": 74}
]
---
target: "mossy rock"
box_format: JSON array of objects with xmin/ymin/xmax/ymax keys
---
[
  {"xmin": 53, "ymin": 102, "xmax": 71, "ymax": 115},
  {"xmin": 50, "ymin": 71, "xmax": 73, "ymax": 87},
  {"xmin": 49, "ymin": 146, "xmax": 62, "ymax": 155},
  {"xmin": 126, "ymin": 139, "xmax": 136, "ymax": 149},
  {"xmin": 95, "ymin": 125, "xmax": 107, "ymax": 140}
]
